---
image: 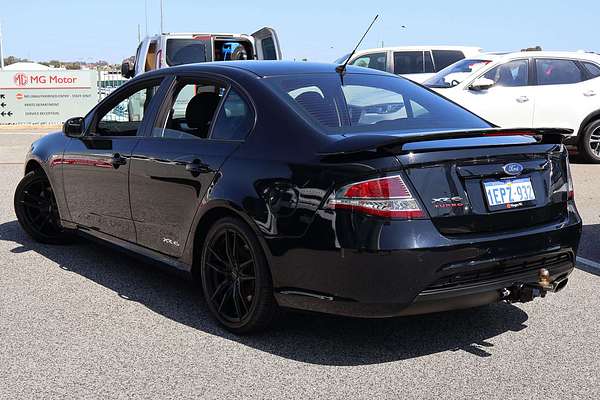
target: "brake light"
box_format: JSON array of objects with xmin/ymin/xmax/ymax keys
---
[
  {"xmin": 325, "ymin": 175, "xmax": 426, "ymax": 219},
  {"xmin": 566, "ymin": 156, "xmax": 574, "ymax": 200}
]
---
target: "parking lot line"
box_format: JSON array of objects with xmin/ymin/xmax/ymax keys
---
[{"xmin": 577, "ymin": 256, "xmax": 600, "ymax": 274}]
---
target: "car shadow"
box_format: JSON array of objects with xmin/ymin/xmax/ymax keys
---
[
  {"xmin": 577, "ymin": 223, "xmax": 600, "ymax": 276},
  {"xmin": 0, "ymin": 220, "xmax": 529, "ymax": 366}
]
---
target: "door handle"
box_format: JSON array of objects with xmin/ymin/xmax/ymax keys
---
[
  {"xmin": 110, "ymin": 153, "xmax": 127, "ymax": 168},
  {"xmin": 185, "ymin": 159, "xmax": 211, "ymax": 176},
  {"xmin": 584, "ymin": 90, "xmax": 597, "ymax": 97},
  {"xmin": 516, "ymin": 96, "xmax": 529, "ymax": 103}
]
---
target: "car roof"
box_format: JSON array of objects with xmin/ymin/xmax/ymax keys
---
[
  {"xmin": 148, "ymin": 60, "xmax": 393, "ymax": 78},
  {"xmin": 491, "ymin": 50, "xmax": 600, "ymax": 63},
  {"xmin": 353, "ymin": 45, "xmax": 483, "ymax": 54}
]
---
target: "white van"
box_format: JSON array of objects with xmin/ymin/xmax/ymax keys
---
[
  {"xmin": 122, "ymin": 27, "xmax": 281, "ymax": 78},
  {"xmin": 336, "ymin": 46, "xmax": 482, "ymax": 83}
]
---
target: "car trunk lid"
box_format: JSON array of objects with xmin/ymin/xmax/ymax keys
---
[{"xmin": 320, "ymin": 128, "xmax": 573, "ymax": 234}]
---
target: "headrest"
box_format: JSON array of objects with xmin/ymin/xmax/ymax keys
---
[{"xmin": 185, "ymin": 92, "xmax": 220, "ymax": 129}]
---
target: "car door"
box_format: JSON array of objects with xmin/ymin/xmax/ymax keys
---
[
  {"xmin": 129, "ymin": 75, "xmax": 254, "ymax": 257},
  {"xmin": 61, "ymin": 77, "xmax": 167, "ymax": 242},
  {"xmin": 532, "ymin": 58, "xmax": 600, "ymax": 131},
  {"xmin": 251, "ymin": 27, "xmax": 282, "ymax": 60},
  {"xmin": 456, "ymin": 59, "xmax": 535, "ymax": 127},
  {"xmin": 390, "ymin": 50, "xmax": 434, "ymax": 82}
]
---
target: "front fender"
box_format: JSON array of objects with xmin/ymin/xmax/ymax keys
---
[{"xmin": 25, "ymin": 131, "xmax": 72, "ymax": 223}]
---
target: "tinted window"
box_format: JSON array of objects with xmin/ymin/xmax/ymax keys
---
[
  {"xmin": 483, "ymin": 60, "xmax": 529, "ymax": 87},
  {"xmin": 351, "ymin": 53, "xmax": 387, "ymax": 72},
  {"xmin": 166, "ymin": 39, "xmax": 207, "ymax": 66},
  {"xmin": 582, "ymin": 62, "xmax": 600, "ymax": 78},
  {"xmin": 154, "ymin": 81, "xmax": 226, "ymax": 139},
  {"xmin": 211, "ymin": 90, "xmax": 254, "ymax": 140},
  {"xmin": 393, "ymin": 51, "xmax": 424, "ymax": 74},
  {"xmin": 536, "ymin": 59, "xmax": 583, "ymax": 85},
  {"xmin": 261, "ymin": 37, "xmax": 277, "ymax": 60},
  {"xmin": 267, "ymin": 74, "xmax": 490, "ymax": 134},
  {"xmin": 424, "ymin": 52, "xmax": 435, "ymax": 73},
  {"xmin": 432, "ymin": 50, "xmax": 465, "ymax": 70},
  {"xmin": 95, "ymin": 81, "xmax": 161, "ymax": 136}
]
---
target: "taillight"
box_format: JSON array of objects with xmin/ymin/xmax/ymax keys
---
[
  {"xmin": 566, "ymin": 156, "xmax": 574, "ymax": 200},
  {"xmin": 325, "ymin": 175, "xmax": 426, "ymax": 219}
]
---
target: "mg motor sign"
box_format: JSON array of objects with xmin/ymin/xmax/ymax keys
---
[{"xmin": 0, "ymin": 70, "xmax": 97, "ymax": 125}]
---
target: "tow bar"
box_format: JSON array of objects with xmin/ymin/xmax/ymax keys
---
[{"xmin": 500, "ymin": 268, "xmax": 569, "ymax": 303}]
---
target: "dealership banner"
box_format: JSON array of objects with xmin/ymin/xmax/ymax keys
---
[{"xmin": 0, "ymin": 70, "xmax": 97, "ymax": 125}]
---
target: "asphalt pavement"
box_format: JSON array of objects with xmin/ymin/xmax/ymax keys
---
[{"xmin": 0, "ymin": 131, "xmax": 599, "ymax": 399}]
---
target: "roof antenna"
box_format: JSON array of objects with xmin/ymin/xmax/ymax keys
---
[{"xmin": 335, "ymin": 14, "xmax": 379, "ymax": 83}]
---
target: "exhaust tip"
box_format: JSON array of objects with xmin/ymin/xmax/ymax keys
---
[{"xmin": 553, "ymin": 277, "xmax": 569, "ymax": 293}]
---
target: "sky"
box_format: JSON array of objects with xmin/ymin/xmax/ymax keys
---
[{"xmin": 1, "ymin": 0, "xmax": 599, "ymax": 64}]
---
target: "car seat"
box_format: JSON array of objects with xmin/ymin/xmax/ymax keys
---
[{"xmin": 185, "ymin": 92, "xmax": 221, "ymax": 138}]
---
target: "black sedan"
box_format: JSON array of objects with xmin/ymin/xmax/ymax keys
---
[{"xmin": 14, "ymin": 61, "xmax": 582, "ymax": 333}]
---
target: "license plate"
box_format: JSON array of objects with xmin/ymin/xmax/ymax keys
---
[{"xmin": 483, "ymin": 177, "xmax": 535, "ymax": 209}]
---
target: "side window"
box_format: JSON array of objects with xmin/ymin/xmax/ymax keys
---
[
  {"xmin": 432, "ymin": 50, "xmax": 465, "ymax": 71},
  {"xmin": 211, "ymin": 89, "xmax": 254, "ymax": 140},
  {"xmin": 94, "ymin": 81, "xmax": 162, "ymax": 136},
  {"xmin": 393, "ymin": 51, "xmax": 424, "ymax": 74},
  {"xmin": 536, "ymin": 59, "xmax": 583, "ymax": 85},
  {"xmin": 424, "ymin": 51, "xmax": 435, "ymax": 73},
  {"xmin": 483, "ymin": 60, "xmax": 529, "ymax": 87},
  {"xmin": 582, "ymin": 62, "xmax": 600, "ymax": 78},
  {"xmin": 351, "ymin": 52, "xmax": 387, "ymax": 72},
  {"xmin": 154, "ymin": 80, "xmax": 226, "ymax": 139}
]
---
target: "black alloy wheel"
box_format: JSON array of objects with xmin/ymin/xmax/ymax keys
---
[
  {"xmin": 200, "ymin": 217, "xmax": 277, "ymax": 334},
  {"xmin": 14, "ymin": 170, "xmax": 70, "ymax": 244},
  {"xmin": 580, "ymin": 119, "xmax": 600, "ymax": 163}
]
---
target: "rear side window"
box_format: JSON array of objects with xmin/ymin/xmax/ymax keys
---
[
  {"xmin": 432, "ymin": 50, "xmax": 465, "ymax": 71},
  {"xmin": 582, "ymin": 62, "xmax": 600, "ymax": 78},
  {"xmin": 211, "ymin": 89, "xmax": 254, "ymax": 140},
  {"xmin": 483, "ymin": 60, "xmax": 529, "ymax": 87},
  {"xmin": 535, "ymin": 59, "xmax": 583, "ymax": 85},
  {"xmin": 166, "ymin": 39, "xmax": 207, "ymax": 66},
  {"xmin": 393, "ymin": 51, "xmax": 424, "ymax": 74},
  {"xmin": 351, "ymin": 53, "xmax": 387, "ymax": 72},
  {"xmin": 154, "ymin": 81, "xmax": 226, "ymax": 139}
]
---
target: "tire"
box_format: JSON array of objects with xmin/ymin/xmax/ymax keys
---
[
  {"xmin": 200, "ymin": 216, "xmax": 278, "ymax": 334},
  {"xmin": 579, "ymin": 119, "xmax": 600, "ymax": 163},
  {"xmin": 14, "ymin": 170, "xmax": 72, "ymax": 244}
]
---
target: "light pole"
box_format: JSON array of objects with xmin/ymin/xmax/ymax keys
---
[
  {"xmin": 0, "ymin": 21, "xmax": 4, "ymax": 70},
  {"xmin": 160, "ymin": 0, "xmax": 164, "ymax": 34}
]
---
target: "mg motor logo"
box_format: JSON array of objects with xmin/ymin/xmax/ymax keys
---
[{"xmin": 13, "ymin": 73, "xmax": 28, "ymax": 87}]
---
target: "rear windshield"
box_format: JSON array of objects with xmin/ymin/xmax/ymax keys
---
[
  {"xmin": 166, "ymin": 39, "xmax": 207, "ymax": 66},
  {"xmin": 424, "ymin": 59, "xmax": 492, "ymax": 88},
  {"xmin": 266, "ymin": 74, "xmax": 490, "ymax": 134}
]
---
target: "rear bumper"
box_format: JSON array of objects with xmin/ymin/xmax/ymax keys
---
[{"xmin": 270, "ymin": 205, "xmax": 581, "ymax": 318}]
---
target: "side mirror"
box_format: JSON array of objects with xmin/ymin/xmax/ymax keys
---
[
  {"xmin": 121, "ymin": 59, "xmax": 135, "ymax": 79},
  {"xmin": 469, "ymin": 77, "xmax": 495, "ymax": 91},
  {"xmin": 63, "ymin": 117, "xmax": 85, "ymax": 138}
]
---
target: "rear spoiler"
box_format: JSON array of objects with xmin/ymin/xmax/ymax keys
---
[{"xmin": 318, "ymin": 128, "xmax": 573, "ymax": 156}]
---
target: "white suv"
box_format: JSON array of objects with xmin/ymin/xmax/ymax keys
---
[
  {"xmin": 425, "ymin": 51, "xmax": 600, "ymax": 163},
  {"xmin": 336, "ymin": 46, "xmax": 482, "ymax": 83}
]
